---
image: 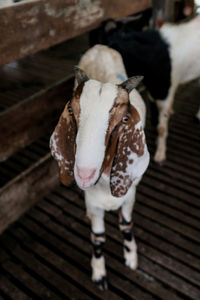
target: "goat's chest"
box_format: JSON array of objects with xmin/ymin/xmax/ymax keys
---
[{"xmin": 84, "ymin": 174, "xmax": 135, "ymax": 211}]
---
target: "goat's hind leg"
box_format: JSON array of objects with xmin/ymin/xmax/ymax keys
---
[
  {"xmin": 154, "ymin": 94, "xmax": 174, "ymax": 163},
  {"xmin": 86, "ymin": 204, "xmax": 107, "ymax": 290},
  {"xmin": 119, "ymin": 195, "xmax": 138, "ymax": 270}
]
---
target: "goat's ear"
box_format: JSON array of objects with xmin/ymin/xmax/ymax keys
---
[
  {"xmin": 120, "ymin": 76, "xmax": 143, "ymax": 93},
  {"xmin": 110, "ymin": 105, "xmax": 149, "ymax": 197},
  {"xmin": 50, "ymin": 102, "xmax": 76, "ymax": 185},
  {"xmin": 74, "ymin": 66, "xmax": 89, "ymax": 86}
]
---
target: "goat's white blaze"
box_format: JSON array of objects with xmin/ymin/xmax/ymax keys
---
[{"xmin": 75, "ymin": 79, "xmax": 118, "ymax": 189}]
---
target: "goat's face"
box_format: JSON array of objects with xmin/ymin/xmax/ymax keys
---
[{"xmin": 50, "ymin": 68, "xmax": 149, "ymax": 197}]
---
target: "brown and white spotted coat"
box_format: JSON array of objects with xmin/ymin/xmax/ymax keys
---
[{"xmin": 50, "ymin": 45, "xmax": 149, "ymax": 290}]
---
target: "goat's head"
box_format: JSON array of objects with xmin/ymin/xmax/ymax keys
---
[{"xmin": 50, "ymin": 67, "xmax": 149, "ymax": 197}]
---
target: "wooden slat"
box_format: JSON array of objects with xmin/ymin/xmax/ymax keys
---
[
  {"xmin": 140, "ymin": 172, "xmax": 200, "ymax": 209},
  {"xmin": 148, "ymin": 161, "xmax": 199, "ymax": 192},
  {"xmin": 147, "ymin": 143, "xmax": 199, "ymax": 180},
  {"xmin": 135, "ymin": 226, "xmax": 200, "ymax": 271},
  {"xmin": 0, "ymin": 0, "xmax": 151, "ymax": 65},
  {"xmin": 134, "ymin": 212, "xmax": 200, "ymax": 258},
  {"xmin": 0, "ymin": 274, "xmax": 30, "ymax": 300},
  {"xmin": 135, "ymin": 201, "xmax": 200, "ymax": 243},
  {"xmin": 138, "ymin": 183, "xmax": 200, "ymax": 219},
  {"xmin": 147, "ymin": 130, "xmax": 200, "ymax": 159},
  {"xmin": 0, "ymin": 154, "xmax": 58, "ymax": 234},
  {"xmin": 2, "ymin": 260, "xmax": 61, "ymax": 300}
]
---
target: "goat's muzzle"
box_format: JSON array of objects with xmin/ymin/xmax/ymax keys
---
[{"xmin": 75, "ymin": 166, "xmax": 98, "ymax": 190}]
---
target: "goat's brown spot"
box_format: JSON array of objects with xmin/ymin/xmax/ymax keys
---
[
  {"xmin": 62, "ymin": 103, "xmax": 71, "ymax": 122},
  {"xmin": 69, "ymin": 83, "xmax": 85, "ymax": 127},
  {"xmin": 50, "ymin": 113, "xmax": 76, "ymax": 186}
]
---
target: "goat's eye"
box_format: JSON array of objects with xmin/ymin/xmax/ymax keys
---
[
  {"xmin": 68, "ymin": 106, "xmax": 73, "ymax": 114},
  {"xmin": 122, "ymin": 116, "xmax": 129, "ymax": 123}
]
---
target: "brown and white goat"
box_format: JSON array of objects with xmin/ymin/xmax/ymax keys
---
[{"xmin": 50, "ymin": 45, "xmax": 149, "ymax": 290}]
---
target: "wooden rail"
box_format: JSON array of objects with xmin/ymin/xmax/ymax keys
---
[{"xmin": 0, "ymin": 0, "xmax": 151, "ymax": 65}]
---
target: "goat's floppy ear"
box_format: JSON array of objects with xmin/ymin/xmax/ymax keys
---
[
  {"xmin": 50, "ymin": 102, "xmax": 76, "ymax": 185},
  {"xmin": 120, "ymin": 76, "xmax": 143, "ymax": 93},
  {"xmin": 110, "ymin": 105, "xmax": 149, "ymax": 197},
  {"xmin": 74, "ymin": 66, "xmax": 89, "ymax": 86}
]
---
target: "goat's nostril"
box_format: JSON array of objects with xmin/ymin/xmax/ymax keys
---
[{"xmin": 77, "ymin": 167, "xmax": 96, "ymax": 180}]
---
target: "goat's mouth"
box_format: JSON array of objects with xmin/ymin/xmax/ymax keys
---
[{"xmin": 74, "ymin": 165, "xmax": 99, "ymax": 190}]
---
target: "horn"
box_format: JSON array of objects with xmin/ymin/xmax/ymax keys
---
[
  {"xmin": 74, "ymin": 66, "xmax": 89, "ymax": 86},
  {"xmin": 120, "ymin": 76, "xmax": 144, "ymax": 93}
]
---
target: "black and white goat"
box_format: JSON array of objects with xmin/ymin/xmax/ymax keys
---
[
  {"xmin": 93, "ymin": 15, "xmax": 200, "ymax": 163},
  {"xmin": 50, "ymin": 45, "xmax": 149, "ymax": 290}
]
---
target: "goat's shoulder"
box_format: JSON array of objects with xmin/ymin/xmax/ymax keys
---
[{"xmin": 85, "ymin": 174, "xmax": 137, "ymax": 211}]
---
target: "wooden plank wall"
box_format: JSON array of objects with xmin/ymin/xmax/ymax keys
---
[{"xmin": 0, "ymin": 0, "xmax": 151, "ymax": 65}]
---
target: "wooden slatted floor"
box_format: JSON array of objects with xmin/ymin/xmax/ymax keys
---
[{"xmin": 0, "ymin": 64, "xmax": 200, "ymax": 299}]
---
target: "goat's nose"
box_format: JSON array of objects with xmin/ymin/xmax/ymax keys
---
[{"xmin": 77, "ymin": 167, "xmax": 96, "ymax": 180}]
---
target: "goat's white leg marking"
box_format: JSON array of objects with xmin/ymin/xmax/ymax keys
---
[
  {"xmin": 154, "ymin": 88, "xmax": 176, "ymax": 163},
  {"xmin": 119, "ymin": 190, "xmax": 138, "ymax": 270},
  {"xmin": 86, "ymin": 205, "xmax": 107, "ymax": 290}
]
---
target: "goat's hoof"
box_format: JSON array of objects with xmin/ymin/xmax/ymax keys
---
[
  {"xmin": 125, "ymin": 250, "xmax": 138, "ymax": 270},
  {"xmin": 95, "ymin": 276, "xmax": 108, "ymax": 291}
]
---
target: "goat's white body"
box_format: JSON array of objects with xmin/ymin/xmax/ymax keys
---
[
  {"xmin": 85, "ymin": 173, "xmax": 141, "ymax": 212},
  {"xmin": 155, "ymin": 16, "xmax": 200, "ymax": 162},
  {"xmin": 78, "ymin": 45, "xmax": 146, "ymax": 211}
]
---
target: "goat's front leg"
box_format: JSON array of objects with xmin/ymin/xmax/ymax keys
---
[
  {"xmin": 119, "ymin": 192, "xmax": 138, "ymax": 270},
  {"xmin": 86, "ymin": 204, "xmax": 107, "ymax": 290}
]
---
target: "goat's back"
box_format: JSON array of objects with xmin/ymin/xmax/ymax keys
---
[{"xmin": 78, "ymin": 45, "xmax": 128, "ymax": 84}]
